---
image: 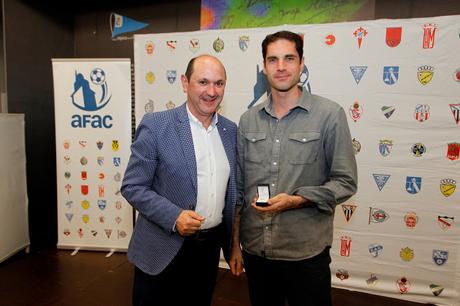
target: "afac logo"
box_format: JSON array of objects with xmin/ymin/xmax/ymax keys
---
[{"xmin": 71, "ymin": 68, "xmax": 111, "ymax": 111}]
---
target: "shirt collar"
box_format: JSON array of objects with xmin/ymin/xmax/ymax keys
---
[
  {"xmin": 186, "ymin": 104, "xmax": 219, "ymax": 130},
  {"xmin": 262, "ymin": 87, "xmax": 311, "ymax": 117}
]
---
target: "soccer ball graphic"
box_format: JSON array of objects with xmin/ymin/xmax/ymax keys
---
[{"xmin": 90, "ymin": 68, "xmax": 106, "ymax": 85}]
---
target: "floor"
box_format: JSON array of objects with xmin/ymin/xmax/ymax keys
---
[{"xmin": 0, "ymin": 248, "xmax": 434, "ymax": 306}]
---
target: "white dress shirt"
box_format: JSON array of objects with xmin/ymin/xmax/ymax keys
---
[{"xmin": 187, "ymin": 105, "xmax": 230, "ymax": 229}]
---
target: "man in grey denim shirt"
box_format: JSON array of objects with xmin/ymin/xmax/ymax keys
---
[{"xmin": 229, "ymin": 31, "xmax": 357, "ymax": 306}]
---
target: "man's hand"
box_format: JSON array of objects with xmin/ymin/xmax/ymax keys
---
[
  {"xmin": 229, "ymin": 244, "xmax": 244, "ymax": 276},
  {"xmin": 251, "ymin": 193, "xmax": 307, "ymax": 213},
  {"xmin": 175, "ymin": 210, "xmax": 205, "ymax": 236}
]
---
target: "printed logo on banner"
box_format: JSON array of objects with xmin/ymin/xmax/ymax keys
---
[
  {"xmin": 381, "ymin": 105, "xmax": 395, "ymax": 119},
  {"xmin": 325, "ymin": 34, "xmax": 336, "ymax": 46},
  {"xmin": 340, "ymin": 236, "xmax": 352, "ymax": 256},
  {"xmin": 449, "ymin": 104, "xmax": 460, "ymax": 124},
  {"xmin": 65, "ymin": 213, "xmax": 73, "ymax": 222},
  {"xmin": 91, "ymin": 230, "xmax": 97, "ymax": 237},
  {"xmin": 437, "ymin": 215, "xmax": 454, "ymax": 230},
  {"xmin": 372, "ymin": 174, "xmax": 390, "ymax": 191},
  {"xmin": 113, "ymin": 157, "xmax": 121, "ymax": 167},
  {"xmin": 80, "ymin": 156, "xmax": 88, "ymax": 166},
  {"xmin": 146, "ymin": 71, "xmax": 155, "ymax": 84},
  {"xmin": 82, "ymin": 214, "xmax": 90, "ymax": 224},
  {"xmin": 341, "ymin": 204, "xmax": 356, "ymax": 222},
  {"xmin": 78, "ymin": 228, "xmax": 84, "ymax": 238},
  {"xmin": 97, "ymin": 156, "xmax": 104, "ymax": 166},
  {"xmin": 166, "ymin": 40, "xmax": 177, "ymax": 51},
  {"xmin": 349, "ymin": 101, "xmax": 363, "ymax": 122},
  {"xmin": 383, "ymin": 66, "xmax": 399, "ymax": 85},
  {"xmin": 81, "ymin": 200, "xmax": 90, "ymax": 209},
  {"xmin": 336, "ymin": 269, "xmax": 349, "ymax": 280},
  {"xmin": 98, "ymin": 172, "xmax": 105, "ymax": 180},
  {"xmin": 115, "ymin": 200, "xmax": 123, "ymax": 210},
  {"xmin": 105, "ymin": 229, "xmax": 112, "ymax": 239},
  {"xmin": 65, "ymin": 200, "xmax": 73, "ymax": 208},
  {"xmin": 352, "ymin": 138, "xmax": 361, "ymax": 155},
  {"xmin": 65, "ymin": 183, "xmax": 72, "ymax": 194},
  {"xmin": 63, "ymin": 140, "xmax": 70, "ymax": 149},
  {"xmin": 118, "ymin": 230, "xmax": 127, "ymax": 239},
  {"xmin": 386, "ymin": 27, "xmax": 402, "ymax": 47},
  {"xmin": 98, "ymin": 185, "xmax": 105, "ymax": 197},
  {"xmin": 353, "ymin": 26, "xmax": 368, "ymax": 48},
  {"xmin": 414, "ymin": 104, "xmax": 430, "ymax": 122},
  {"xmin": 411, "ymin": 143, "xmax": 426, "ymax": 157},
  {"xmin": 64, "ymin": 171, "xmax": 71, "ymax": 179},
  {"xmin": 378, "ymin": 139, "xmax": 393, "ymax": 157},
  {"xmin": 239, "ymin": 36, "xmax": 249, "ymax": 51},
  {"xmin": 213, "ymin": 37, "xmax": 225, "ymax": 52},
  {"xmin": 64, "ymin": 155, "xmax": 71, "ymax": 165},
  {"xmin": 366, "ymin": 274, "xmax": 378, "ymax": 287},
  {"xmin": 404, "ymin": 212, "xmax": 418, "ymax": 228},
  {"xmin": 145, "ymin": 41, "xmax": 154, "ymax": 55},
  {"xmin": 115, "ymin": 216, "xmax": 122, "ymax": 224},
  {"xmin": 98, "ymin": 200, "xmax": 107, "ymax": 210},
  {"xmin": 166, "ymin": 100, "xmax": 176, "ymax": 109},
  {"xmin": 145, "ymin": 99, "xmax": 154, "ymax": 113},
  {"xmin": 453, "ymin": 68, "xmax": 460, "ymax": 82},
  {"xmin": 166, "ymin": 70, "xmax": 177, "ymax": 84},
  {"xmin": 112, "ymin": 140, "xmax": 119, "ymax": 152},
  {"xmin": 350, "ymin": 66, "xmax": 367, "ymax": 84},
  {"xmin": 114, "ymin": 172, "xmax": 122, "ymax": 182},
  {"xmin": 397, "ymin": 277, "xmax": 411, "ymax": 294},
  {"xmin": 417, "ymin": 65, "xmax": 434, "ymax": 85},
  {"xmin": 368, "ymin": 244, "xmax": 383, "ymax": 257},
  {"xmin": 423, "ymin": 23, "xmax": 437, "ymax": 49},
  {"xmin": 63, "ymin": 229, "xmax": 71, "ymax": 236},
  {"xmin": 81, "ymin": 185, "xmax": 89, "ymax": 195},
  {"xmin": 430, "ymin": 284, "xmax": 444, "ymax": 297},
  {"xmin": 368, "ymin": 207, "xmax": 389, "ymax": 223},
  {"xmin": 81, "ymin": 171, "xmax": 87, "ymax": 180},
  {"xmin": 406, "ymin": 176, "xmax": 422, "ymax": 194},
  {"xmin": 440, "ymin": 178, "xmax": 456, "ymax": 197},
  {"xmin": 78, "ymin": 140, "xmax": 87, "ymax": 148},
  {"xmin": 400, "ymin": 247, "xmax": 414, "ymax": 261},
  {"xmin": 99, "ymin": 216, "xmax": 105, "ymax": 223},
  {"xmin": 96, "ymin": 140, "xmax": 104, "ymax": 150},
  {"xmin": 189, "ymin": 38, "xmax": 200, "ymax": 53},
  {"xmin": 433, "ymin": 250, "xmax": 448, "ymax": 265},
  {"xmin": 447, "ymin": 142, "xmax": 460, "ymax": 161}
]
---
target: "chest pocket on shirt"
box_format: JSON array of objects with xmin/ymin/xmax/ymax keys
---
[
  {"xmin": 244, "ymin": 132, "xmax": 266, "ymax": 163},
  {"xmin": 288, "ymin": 132, "xmax": 321, "ymax": 164}
]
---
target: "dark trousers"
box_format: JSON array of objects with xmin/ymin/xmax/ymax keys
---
[
  {"xmin": 243, "ymin": 247, "xmax": 332, "ymax": 306},
  {"xmin": 132, "ymin": 226, "xmax": 222, "ymax": 306}
]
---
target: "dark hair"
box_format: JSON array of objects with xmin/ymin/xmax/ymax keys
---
[{"xmin": 262, "ymin": 31, "xmax": 303, "ymax": 61}]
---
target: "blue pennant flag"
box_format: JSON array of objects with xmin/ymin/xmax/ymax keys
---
[{"xmin": 111, "ymin": 13, "xmax": 148, "ymax": 38}]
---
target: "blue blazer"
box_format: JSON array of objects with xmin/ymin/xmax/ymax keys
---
[{"xmin": 121, "ymin": 103, "xmax": 237, "ymax": 275}]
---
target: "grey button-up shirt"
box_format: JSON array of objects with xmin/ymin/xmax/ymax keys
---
[{"xmin": 238, "ymin": 88, "xmax": 357, "ymax": 260}]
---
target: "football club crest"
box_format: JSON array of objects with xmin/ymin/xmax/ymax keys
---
[
  {"xmin": 105, "ymin": 229, "xmax": 112, "ymax": 238},
  {"xmin": 96, "ymin": 140, "xmax": 103, "ymax": 150},
  {"xmin": 372, "ymin": 174, "xmax": 390, "ymax": 191},
  {"xmin": 80, "ymin": 156, "xmax": 88, "ymax": 166},
  {"xmin": 65, "ymin": 183, "xmax": 72, "ymax": 194},
  {"xmin": 383, "ymin": 66, "xmax": 399, "ymax": 85},
  {"xmin": 78, "ymin": 228, "xmax": 84, "ymax": 238},
  {"xmin": 91, "ymin": 230, "xmax": 97, "ymax": 237},
  {"xmin": 368, "ymin": 244, "xmax": 383, "ymax": 257},
  {"xmin": 366, "ymin": 274, "xmax": 378, "ymax": 287},
  {"xmin": 411, "ymin": 143, "xmax": 426, "ymax": 157},
  {"xmin": 353, "ymin": 26, "xmax": 368, "ymax": 48},
  {"xmin": 118, "ymin": 230, "xmax": 127, "ymax": 239},
  {"xmin": 65, "ymin": 200, "xmax": 73, "ymax": 208},
  {"xmin": 336, "ymin": 269, "xmax": 349, "ymax": 281},
  {"xmin": 396, "ymin": 277, "xmax": 411, "ymax": 294},
  {"xmin": 352, "ymin": 138, "xmax": 361, "ymax": 155},
  {"xmin": 340, "ymin": 236, "xmax": 352, "ymax": 256},
  {"xmin": 145, "ymin": 99, "xmax": 154, "ymax": 113},
  {"xmin": 213, "ymin": 37, "xmax": 224, "ymax": 52},
  {"xmin": 64, "ymin": 155, "xmax": 71, "ymax": 165},
  {"xmin": 115, "ymin": 200, "xmax": 123, "ymax": 210},
  {"xmin": 99, "ymin": 216, "xmax": 105, "ymax": 223},
  {"xmin": 440, "ymin": 178, "xmax": 456, "ymax": 197},
  {"xmin": 64, "ymin": 171, "xmax": 71, "ymax": 179},
  {"xmin": 63, "ymin": 140, "xmax": 70, "ymax": 149},
  {"xmin": 325, "ymin": 34, "xmax": 336, "ymax": 46},
  {"xmin": 81, "ymin": 185, "xmax": 89, "ymax": 195},
  {"xmin": 146, "ymin": 71, "xmax": 155, "ymax": 84},
  {"xmin": 112, "ymin": 140, "xmax": 119, "ymax": 152},
  {"xmin": 349, "ymin": 101, "xmax": 363, "ymax": 122},
  {"xmin": 166, "ymin": 70, "xmax": 177, "ymax": 84},
  {"xmin": 115, "ymin": 216, "xmax": 122, "ymax": 224},
  {"xmin": 81, "ymin": 171, "xmax": 87, "ymax": 180},
  {"xmin": 78, "ymin": 140, "xmax": 87, "ymax": 148},
  {"xmin": 417, "ymin": 65, "xmax": 434, "ymax": 85},
  {"xmin": 368, "ymin": 207, "xmax": 389, "ymax": 224},
  {"xmin": 430, "ymin": 284, "xmax": 444, "ymax": 297},
  {"xmin": 98, "ymin": 172, "xmax": 105, "ymax": 180},
  {"xmin": 386, "ymin": 27, "xmax": 402, "ymax": 47},
  {"xmin": 81, "ymin": 200, "xmax": 90, "ymax": 209},
  {"xmin": 82, "ymin": 214, "xmax": 90, "ymax": 224},
  {"xmin": 400, "ymin": 247, "xmax": 414, "ymax": 262},
  {"xmin": 98, "ymin": 199, "xmax": 107, "ymax": 210},
  {"xmin": 63, "ymin": 229, "xmax": 71, "ymax": 236},
  {"xmin": 447, "ymin": 142, "xmax": 460, "ymax": 161},
  {"xmin": 379, "ymin": 139, "xmax": 393, "ymax": 157},
  {"xmin": 98, "ymin": 185, "xmax": 105, "ymax": 197},
  {"xmin": 189, "ymin": 38, "xmax": 200, "ymax": 53},
  {"xmin": 341, "ymin": 204, "xmax": 357, "ymax": 222},
  {"xmin": 449, "ymin": 104, "xmax": 460, "ymax": 124},
  {"xmin": 145, "ymin": 40, "xmax": 154, "ymax": 55},
  {"xmin": 166, "ymin": 100, "xmax": 176, "ymax": 109},
  {"xmin": 381, "ymin": 106, "xmax": 395, "ymax": 119},
  {"xmin": 406, "ymin": 176, "xmax": 422, "ymax": 194},
  {"xmin": 404, "ymin": 212, "xmax": 418, "ymax": 228},
  {"xmin": 239, "ymin": 35, "xmax": 249, "ymax": 51},
  {"xmin": 97, "ymin": 156, "xmax": 104, "ymax": 166},
  {"xmin": 414, "ymin": 104, "xmax": 430, "ymax": 122},
  {"xmin": 114, "ymin": 172, "xmax": 121, "ymax": 182},
  {"xmin": 65, "ymin": 213, "xmax": 73, "ymax": 222},
  {"xmin": 113, "ymin": 157, "xmax": 121, "ymax": 167},
  {"xmin": 454, "ymin": 68, "xmax": 460, "ymax": 82},
  {"xmin": 433, "ymin": 249, "xmax": 448, "ymax": 265},
  {"xmin": 166, "ymin": 40, "xmax": 177, "ymax": 51},
  {"xmin": 437, "ymin": 215, "xmax": 454, "ymax": 230},
  {"xmin": 422, "ymin": 23, "xmax": 437, "ymax": 49},
  {"xmin": 350, "ymin": 66, "xmax": 367, "ymax": 84}
]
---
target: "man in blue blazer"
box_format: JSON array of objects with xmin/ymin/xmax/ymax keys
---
[{"xmin": 121, "ymin": 55, "xmax": 237, "ymax": 306}]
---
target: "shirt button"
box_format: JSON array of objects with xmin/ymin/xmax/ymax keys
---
[
  {"xmin": 265, "ymin": 226, "xmax": 269, "ymax": 229},
  {"xmin": 273, "ymin": 162, "xmax": 277, "ymax": 165},
  {"xmin": 275, "ymin": 139, "xmax": 280, "ymax": 143},
  {"xmin": 251, "ymin": 138, "xmax": 256, "ymax": 142},
  {"xmin": 271, "ymin": 183, "xmax": 275, "ymax": 187},
  {"xmin": 302, "ymin": 138, "xmax": 307, "ymax": 142}
]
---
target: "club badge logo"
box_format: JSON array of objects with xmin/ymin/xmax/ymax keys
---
[
  {"xmin": 406, "ymin": 176, "xmax": 422, "ymax": 194},
  {"xmin": 349, "ymin": 101, "xmax": 363, "ymax": 122},
  {"xmin": 145, "ymin": 40, "xmax": 154, "ymax": 55},
  {"xmin": 340, "ymin": 236, "xmax": 352, "ymax": 257},
  {"xmin": 381, "ymin": 106, "xmax": 395, "ymax": 119},
  {"xmin": 105, "ymin": 229, "xmax": 112, "ymax": 239},
  {"xmin": 99, "ymin": 216, "xmax": 105, "ymax": 223},
  {"xmin": 63, "ymin": 140, "xmax": 70, "ymax": 150},
  {"xmin": 166, "ymin": 70, "xmax": 177, "ymax": 84},
  {"xmin": 166, "ymin": 40, "xmax": 177, "ymax": 51},
  {"xmin": 98, "ymin": 199, "xmax": 107, "ymax": 210},
  {"xmin": 341, "ymin": 204, "xmax": 357, "ymax": 222},
  {"xmin": 440, "ymin": 178, "xmax": 456, "ymax": 197},
  {"xmin": 78, "ymin": 228, "xmax": 84, "ymax": 238},
  {"xmin": 64, "ymin": 155, "xmax": 71, "ymax": 165},
  {"xmin": 383, "ymin": 66, "xmax": 399, "ymax": 85},
  {"xmin": 145, "ymin": 99, "xmax": 154, "ymax": 113},
  {"xmin": 325, "ymin": 34, "xmax": 336, "ymax": 46},
  {"xmin": 350, "ymin": 66, "xmax": 367, "ymax": 84},
  {"xmin": 352, "ymin": 138, "xmax": 361, "ymax": 155},
  {"xmin": 368, "ymin": 244, "xmax": 383, "ymax": 257},
  {"xmin": 145, "ymin": 71, "xmax": 155, "ymax": 84},
  {"xmin": 81, "ymin": 171, "xmax": 87, "ymax": 180},
  {"xmin": 372, "ymin": 174, "xmax": 390, "ymax": 191},
  {"xmin": 115, "ymin": 216, "xmax": 122, "ymax": 224},
  {"xmin": 166, "ymin": 100, "xmax": 176, "ymax": 109},
  {"xmin": 71, "ymin": 68, "xmax": 111, "ymax": 112},
  {"xmin": 98, "ymin": 172, "xmax": 105, "ymax": 180},
  {"xmin": 189, "ymin": 38, "xmax": 200, "ymax": 53},
  {"xmin": 417, "ymin": 65, "xmax": 434, "ymax": 85},
  {"xmin": 80, "ymin": 156, "xmax": 88, "ymax": 166},
  {"xmin": 112, "ymin": 140, "xmax": 119, "ymax": 152},
  {"xmin": 63, "ymin": 229, "xmax": 71, "ymax": 236},
  {"xmin": 379, "ymin": 139, "xmax": 393, "ymax": 157},
  {"xmin": 336, "ymin": 269, "xmax": 349, "ymax": 280},
  {"xmin": 396, "ymin": 277, "xmax": 411, "ymax": 294},
  {"xmin": 433, "ymin": 249, "xmax": 448, "ymax": 266},
  {"xmin": 65, "ymin": 183, "xmax": 72, "ymax": 194},
  {"xmin": 366, "ymin": 274, "xmax": 378, "ymax": 287},
  {"xmin": 411, "ymin": 143, "xmax": 426, "ymax": 157},
  {"xmin": 64, "ymin": 171, "xmax": 71, "ymax": 179},
  {"xmin": 447, "ymin": 142, "xmax": 460, "ymax": 161},
  {"xmin": 96, "ymin": 140, "xmax": 104, "ymax": 150},
  {"xmin": 239, "ymin": 36, "xmax": 249, "ymax": 51},
  {"xmin": 78, "ymin": 140, "xmax": 87, "ymax": 148},
  {"xmin": 98, "ymin": 185, "xmax": 105, "ymax": 197},
  {"xmin": 368, "ymin": 207, "xmax": 389, "ymax": 224},
  {"xmin": 449, "ymin": 104, "xmax": 460, "ymax": 124},
  {"xmin": 422, "ymin": 23, "xmax": 437, "ymax": 49},
  {"xmin": 414, "ymin": 104, "xmax": 430, "ymax": 122},
  {"xmin": 453, "ymin": 68, "xmax": 460, "ymax": 82},
  {"xmin": 118, "ymin": 230, "xmax": 127, "ymax": 239},
  {"xmin": 353, "ymin": 26, "xmax": 368, "ymax": 48},
  {"xmin": 65, "ymin": 213, "xmax": 73, "ymax": 222},
  {"xmin": 82, "ymin": 214, "xmax": 90, "ymax": 224},
  {"xmin": 91, "ymin": 230, "xmax": 97, "ymax": 237},
  {"xmin": 437, "ymin": 215, "xmax": 454, "ymax": 230},
  {"xmin": 430, "ymin": 284, "xmax": 444, "ymax": 297},
  {"xmin": 386, "ymin": 27, "xmax": 402, "ymax": 47},
  {"xmin": 400, "ymin": 247, "xmax": 414, "ymax": 261},
  {"xmin": 213, "ymin": 37, "xmax": 224, "ymax": 52},
  {"xmin": 97, "ymin": 156, "xmax": 104, "ymax": 166},
  {"xmin": 113, "ymin": 157, "xmax": 121, "ymax": 167},
  {"xmin": 115, "ymin": 200, "xmax": 123, "ymax": 210},
  {"xmin": 65, "ymin": 200, "xmax": 73, "ymax": 208},
  {"xmin": 404, "ymin": 212, "xmax": 418, "ymax": 228},
  {"xmin": 81, "ymin": 185, "xmax": 89, "ymax": 195},
  {"xmin": 81, "ymin": 200, "xmax": 90, "ymax": 209},
  {"xmin": 114, "ymin": 172, "xmax": 121, "ymax": 182}
]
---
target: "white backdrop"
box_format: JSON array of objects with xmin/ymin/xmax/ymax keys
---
[
  {"xmin": 134, "ymin": 15, "xmax": 460, "ymax": 305},
  {"xmin": 52, "ymin": 59, "xmax": 133, "ymax": 251}
]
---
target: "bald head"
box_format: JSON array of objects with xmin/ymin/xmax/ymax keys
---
[{"xmin": 184, "ymin": 55, "xmax": 227, "ymax": 81}]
